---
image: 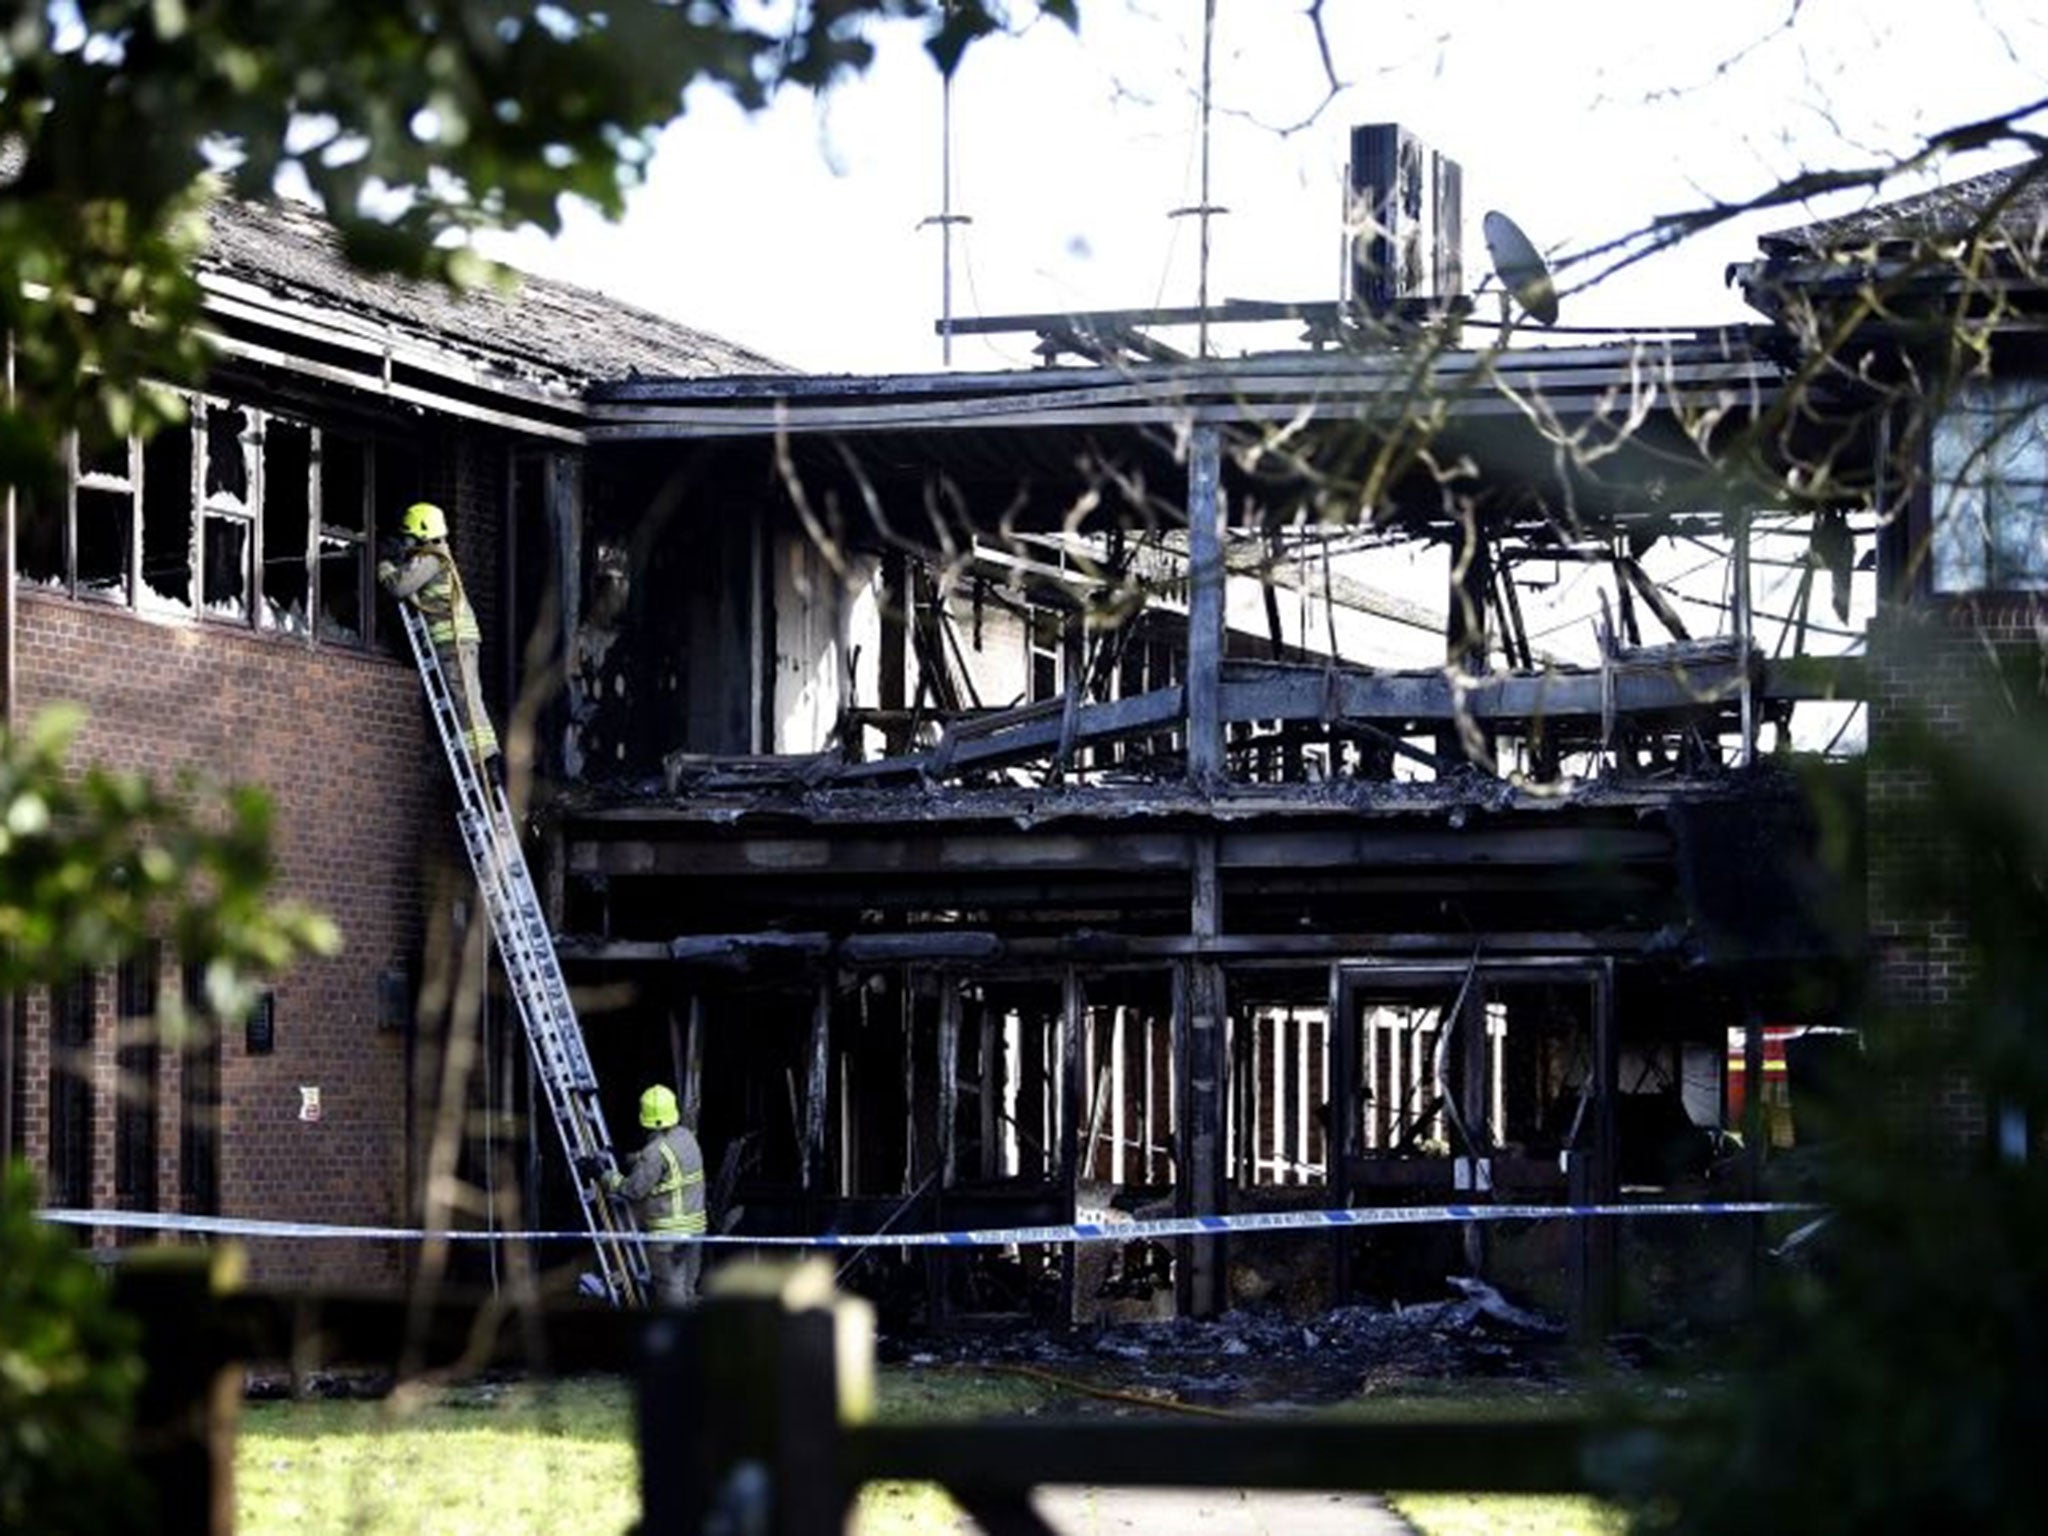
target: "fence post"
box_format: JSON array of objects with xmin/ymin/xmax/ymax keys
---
[
  {"xmin": 639, "ymin": 1258, "xmax": 874, "ymax": 1536},
  {"xmin": 112, "ymin": 1244, "xmax": 247, "ymax": 1536}
]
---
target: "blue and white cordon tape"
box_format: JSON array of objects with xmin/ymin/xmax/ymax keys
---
[{"xmin": 38, "ymin": 1199, "xmax": 1814, "ymax": 1247}]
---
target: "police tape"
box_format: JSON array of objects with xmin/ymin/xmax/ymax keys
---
[{"xmin": 38, "ymin": 1199, "xmax": 1816, "ymax": 1248}]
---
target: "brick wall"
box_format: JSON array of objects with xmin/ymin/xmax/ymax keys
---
[
  {"xmin": 9, "ymin": 420, "xmax": 517, "ymax": 1287},
  {"xmin": 1865, "ymin": 594, "xmax": 2048, "ymax": 1150}
]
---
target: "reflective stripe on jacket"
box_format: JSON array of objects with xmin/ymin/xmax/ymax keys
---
[
  {"xmin": 647, "ymin": 1139, "xmax": 707, "ymax": 1234},
  {"xmin": 380, "ymin": 541, "xmax": 481, "ymax": 646},
  {"xmin": 621, "ymin": 1125, "xmax": 706, "ymax": 1235}
]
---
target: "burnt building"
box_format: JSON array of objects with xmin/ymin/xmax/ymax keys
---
[{"xmin": 23, "ymin": 150, "xmax": 2041, "ymax": 1319}]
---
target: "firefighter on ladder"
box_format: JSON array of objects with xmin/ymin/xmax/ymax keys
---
[
  {"xmin": 589, "ymin": 1085, "xmax": 706, "ymax": 1305},
  {"xmin": 377, "ymin": 500, "xmax": 506, "ymax": 790}
]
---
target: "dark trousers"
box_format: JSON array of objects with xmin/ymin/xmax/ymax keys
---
[{"xmin": 648, "ymin": 1236, "xmax": 701, "ymax": 1307}]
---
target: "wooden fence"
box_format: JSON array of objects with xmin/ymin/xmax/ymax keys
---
[{"xmin": 115, "ymin": 1247, "xmax": 1641, "ymax": 1536}]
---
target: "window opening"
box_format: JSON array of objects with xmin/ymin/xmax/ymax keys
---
[
  {"xmin": 200, "ymin": 402, "xmax": 255, "ymax": 622},
  {"xmin": 73, "ymin": 428, "xmax": 135, "ymax": 601},
  {"xmin": 48, "ymin": 970, "xmax": 94, "ymax": 1209},
  {"xmin": 178, "ymin": 963, "xmax": 220, "ymax": 1215},
  {"xmin": 4, "ymin": 993, "xmax": 25, "ymax": 1158},
  {"xmin": 15, "ymin": 482, "xmax": 66, "ymax": 588},
  {"xmin": 262, "ymin": 418, "xmax": 313, "ymax": 633},
  {"xmin": 1930, "ymin": 379, "xmax": 2048, "ymax": 593},
  {"xmin": 373, "ymin": 440, "xmax": 421, "ymax": 655},
  {"xmin": 139, "ymin": 415, "xmax": 196, "ymax": 615},
  {"xmin": 115, "ymin": 946, "xmax": 160, "ymax": 1211},
  {"xmin": 317, "ymin": 434, "xmax": 369, "ymax": 644}
]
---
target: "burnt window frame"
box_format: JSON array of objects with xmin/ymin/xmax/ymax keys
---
[
  {"xmin": 138, "ymin": 399, "xmax": 199, "ymax": 617},
  {"xmin": 114, "ymin": 945, "xmax": 161, "ymax": 1212},
  {"xmin": 69, "ymin": 427, "xmax": 139, "ymax": 606},
  {"xmin": 19, "ymin": 399, "xmax": 391, "ymax": 655},
  {"xmin": 197, "ymin": 399, "xmax": 261, "ymax": 628},
  {"xmin": 317, "ymin": 429, "xmax": 376, "ymax": 649}
]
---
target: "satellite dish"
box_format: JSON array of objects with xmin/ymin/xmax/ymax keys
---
[{"xmin": 1482, "ymin": 210, "xmax": 1560, "ymax": 327}]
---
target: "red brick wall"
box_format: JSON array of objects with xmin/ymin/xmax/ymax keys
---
[
  {"xmin": 13, "ymin": 593, "xmax": 432, "ymax": 1282},
  {"xmin": 8, "ymin": 420, "xmax": 517, "ymax": 1286},
  {"xmin": 1865, "ymin": 595, "xmax": 2048, "ymax": 1150}
]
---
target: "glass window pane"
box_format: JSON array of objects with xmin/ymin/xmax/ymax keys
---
[
  {"xmin": 202, "ymin": 514, "xmax": 250, "ymax": 621},
  {"xmin": 262, "ymin": 419, "xmax": 312, "ymax": 633},
  {"xmin": 1988, "ymin": 482, "xmax": 2048, "ymax": 590},
  {"xmin": 140, "ymin": 423, "xmax": 195, "ymax": 614},
  {"xmin": 318, "ymin": 534, "xmax": 364, "ymax": 644},
  {"xmin": 76, "ymin": 486, "xmax": 132, "ymax": 597}
]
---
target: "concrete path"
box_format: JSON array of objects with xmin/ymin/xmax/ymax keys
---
[{"xmin": 1028, "ymin": 1486, "xmax": 1418, "ymax": 1534}]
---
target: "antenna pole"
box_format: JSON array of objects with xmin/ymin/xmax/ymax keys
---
[
  {"xmin": 1197, "ymin": 0, "xmax": 1215, "ymax": 358},
  {"xmin": 941, "ymin": 62, "xmax": 957, "ymax": 365},
  {"xmin": 1166, "ymin": 0, "xmax": 1228, "ymax": 358},
  {"xmin": 921, "ymin": 1, "xmax": 973, "ymax": 366}
]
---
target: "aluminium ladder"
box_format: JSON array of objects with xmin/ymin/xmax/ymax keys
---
[{"xmin": 397, "ymin": 603, "xmax": 649, "ymax": 1306}]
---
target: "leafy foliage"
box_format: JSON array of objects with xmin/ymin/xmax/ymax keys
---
[
  {"xmin": 0, "ymin": 0, "xmax": 1073, "ymax": 486},
  {"xmin": 1621, "ymin": 669, "xmax": 2048, "ymax": 1535},
  {"xmin": 0, "ymin": 1165, "xmax": 146, "ymax": 1536}
]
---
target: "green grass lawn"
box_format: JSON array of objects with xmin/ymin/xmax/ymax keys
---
[
  {"xmin": 237, "ymin": 1378, "xmax": 639, "ymax": 1536},
  {"xmin": 234, "ymin": 1367, "xmax": 1630, "ymax": 1536}
]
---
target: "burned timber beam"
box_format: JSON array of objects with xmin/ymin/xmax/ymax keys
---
[
  {"xmin": 553, "ymin": 931, "xmax": 1652, "ymax": 967},
  {"xmin": 1186, "ymin": 424, "xmax": 1226, "ymax": 784},
  {"xmin": 810, "ymin": 652, "xmax": 1859, "ymax": 787},
  {"xmin": 567, "ymin": 824, "xmax": 1673, "ymax": 880}
]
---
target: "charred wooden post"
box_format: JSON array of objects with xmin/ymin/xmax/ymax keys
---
[
  {"xmin": 1179, "ymin": 835, "xmax": 1227, "ymax": 1316},
  {"xmin": 1328, "ymin": 967, "xmax": 1360, "ymax": 1300},
  {"xmin": 878, "ymin": 551, "xmax": 909, "ymax": 757},
  {"xmin": 803, "ymin": 981, "xmax": 831, "ymax": 1193},
  {"xmin": 1444, "ymin": 518, "xmax": 1493, "ymax": 770},
  {"xmin": 1186, "ymin": 424, "xmax": 1225, "ymax": 784},
  {"xmin": 978, "ymin": 996, "xmax": 1001, "ymax": 1180},
  {"xmin": 1733, "ymin": 508, "xmax": 1756, "ymax": 765},
  {"xmin": 1569, "ymin": 961, "xmax": 1619, "ymax": 1340},
  {"xmin": 1455, "ymin": 972, "xmax": 1491, "ymax": 1273},
  {"xmin": 1058, "ymin": 968, "xmax": 1084, "ymax": 1324}
]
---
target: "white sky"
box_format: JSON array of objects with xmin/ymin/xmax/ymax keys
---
[{"xmin": 484, "ymin": 0, "xmax": 2048, "ymax": 376}]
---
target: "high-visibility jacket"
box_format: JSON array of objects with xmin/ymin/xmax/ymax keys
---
[
  {"xmin": 618, "ymin": 1125, "xmax": 707, "ymax": 1235},
  {"xmin": 380, "ymin": 539, "xmax": 482, "ymax": 649},
  {"xmin": 379, "ymin": 538, "xmax": 499, "ymax": 762}
]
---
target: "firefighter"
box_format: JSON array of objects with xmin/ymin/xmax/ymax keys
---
[
  {"xmin": 376, "ymin": 501, "xmax": 504, "ymax": 788},
  {"xmin": 602, "ymin": 1084, "xmax": 706, "ymax": 1306}
]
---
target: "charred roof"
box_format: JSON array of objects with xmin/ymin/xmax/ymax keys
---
[
  {"xmin": 1756, "ymin": 156, "xmax": 2048, "ymax": 260},
  {"xmin": 200, "ymin": 196, "xmax": 791, "ymax": 395}
]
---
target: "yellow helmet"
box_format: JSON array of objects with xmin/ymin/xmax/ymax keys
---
[
  {"xmin": 401, "ymin": 501, "xmax": 448, "ymax": 541},
  {"xmin": 639, "ymin": 1084, "xmax": 680, "ymax": 1129}
]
